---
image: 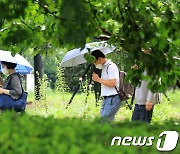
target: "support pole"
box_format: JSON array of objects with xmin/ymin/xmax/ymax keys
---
[{"xmin": 66, "ymin": 64, "xmax": 92, "ymax": 109}]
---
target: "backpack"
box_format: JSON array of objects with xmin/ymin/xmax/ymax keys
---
[
  {"xmin": 106, "ymin": 64, "xmax": 135, "ymax": 102},
  {"xmin": 154, "ymin": 93, "xmax": 161, "ymax": 104},
  {"xmin": 116, "ymin": 71, "xmax": 134, "ymax": 101},
  {"xmin": 116, "ymin": 72, "xmax": 163, "ymax": 108}
]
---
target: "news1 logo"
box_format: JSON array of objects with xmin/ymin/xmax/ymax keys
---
[
  {"xmin": 111, "ymin": 131, "xmax": 179, "ymax": 152},
  {"xmin": 156, "ymin": 131, "xmax": 178, "ymax": 151}
]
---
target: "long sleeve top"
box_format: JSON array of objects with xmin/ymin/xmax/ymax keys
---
[
  {"xmin": 3, "ymin": 73, "xmax": 22, "ymax": 99},
  {"xmin": 135, "ymin": 80, "xmax": 159, "ymax": 105}
]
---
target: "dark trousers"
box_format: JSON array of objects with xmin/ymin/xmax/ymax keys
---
[{"xmin": 131, "ymin": 104, "xmax": 154, "ymax": 123}]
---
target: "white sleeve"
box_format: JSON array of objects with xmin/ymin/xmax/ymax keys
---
[{"xmin": 107, "ymin": 64, "xmax": 119, "ymax": 80}]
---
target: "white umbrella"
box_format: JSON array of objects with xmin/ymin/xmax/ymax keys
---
[
  {"xmin": 0, "ymin": 50, "xmax": 33, "ymax": 74},
  {"xmin": 60, "ymin": 41, "xmax": 115, "ymax": 67}
]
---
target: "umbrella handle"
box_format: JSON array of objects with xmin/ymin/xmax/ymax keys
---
[{"xmin": 66, "ymin": 63, "xmax": 92, "ymax": 109}]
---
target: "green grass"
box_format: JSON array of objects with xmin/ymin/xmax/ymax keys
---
[
  {"xmin": 167, "ymin": 90, "xmax": 180, "ymax": 108},
  {"xmin": 26, "ymin": 90, "xmax": 180, "ymax": 123}
]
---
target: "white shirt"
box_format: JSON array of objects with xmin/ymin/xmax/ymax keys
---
[{"xmin": 101, "ymin": 59, "xmax": 119, "ymax": 96}]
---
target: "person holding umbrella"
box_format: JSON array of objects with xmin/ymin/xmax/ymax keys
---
[
  {"xmin": 91, "ymin": 50, "xmax": 121, "ymax": 122},
  {"xmin": 0, "ymin": 50, "xmax": 33, "ymax": 74},
  {"xmin": 0, "ymin": 50, "xmax": 33, "ymax": 112}
]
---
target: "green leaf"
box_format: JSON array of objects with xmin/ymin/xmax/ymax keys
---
[{"xmin": 84, "ymin": 53, "xmax": 96, "ymax": 63}]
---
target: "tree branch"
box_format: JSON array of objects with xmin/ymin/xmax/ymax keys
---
[
  {"xmin": 86, "ymin": 0, "xmax": 100, "ymax": 23},
  {"xmin": 19, "ymin": 18, "xmax": 34, "ymax": 31},
  {"xmin": 86, "ymin": 0, "xmax": 114, "ymax": 41},
  {"xmin": 117, "ymin": 0, "xmax": 125, "ymax": 23},
  {"xmin": 0, "ymin": 27, "xmax": 11, "ymax": 32},
  {"xmin": 117, "ymin": 0, "xmax": 130, "ymax": 36},
  {"xmin": 148, "ymin": 0, "xmax": 163, "ymax": 15},
  {"xmin": 127, "ymin": 3, "xmax": 141, "ymax": 50},
  {"xmin": 36, "ymin": 0, "xmax": 66, "ymax": 21}
]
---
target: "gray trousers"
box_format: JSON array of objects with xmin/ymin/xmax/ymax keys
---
[{"xmin": 101, "ymin": 95, "xmax": 122, "ymax": 122}]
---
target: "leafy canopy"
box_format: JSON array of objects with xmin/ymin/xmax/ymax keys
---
[{"xmin": 0, "ymin": 0, "xmax": 179, "ymax": 92}]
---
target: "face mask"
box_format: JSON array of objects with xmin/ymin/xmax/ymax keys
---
[
  {"xmin": 95, "ymin": 64, "xmax": 102, "ymax": 70},
  {"xmin": 2, "ymin": 67, "xmax": 9, "ymax": 75}
]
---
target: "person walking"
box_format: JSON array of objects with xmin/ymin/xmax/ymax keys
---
[
  {"xmin": 131, "ymin": 75, "xmax": 160, "ymax": 123},
  {"xmin": 91, "ymin": 50, "xmax": 121, "ymax": 122}
]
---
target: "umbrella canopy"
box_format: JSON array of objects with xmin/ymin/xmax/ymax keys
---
[
  {"xmin": 60, "ymin": 41, "xmax": 115, "ymax": 67},
  {"xmin": 0, "ymin": 50, "xmax": 33, "ymax": 74}
]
